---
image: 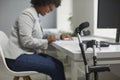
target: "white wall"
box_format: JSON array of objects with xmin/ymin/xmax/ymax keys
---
[
  {"xmin": 57, "ymin": 0, "xmax": 73, "ymax": 33},
  {"xmin": 73, "ymin": 0, "xmax": 94, "ymax": 35},
  {"xmin": 0, "ymin": 0, "xmax": 30, "ymax": 35}
]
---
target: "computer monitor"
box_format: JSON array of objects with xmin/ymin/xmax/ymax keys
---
[{"xmin": 97, "ymin": 0, "xmax": 120, "ymax": 42}]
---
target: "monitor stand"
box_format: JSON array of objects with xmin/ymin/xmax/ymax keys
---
[{"xmin": 115, "ymin": 28, "xmax": 120, "ymax": 42}]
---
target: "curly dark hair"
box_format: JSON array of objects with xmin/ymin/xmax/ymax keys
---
[{"xmin": 31, "ymin": 0, "xmax": 61, "ymax": 7}]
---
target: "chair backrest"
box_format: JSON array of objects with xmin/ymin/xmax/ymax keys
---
[
  {"xmin": 0, "ymin": 31, "xmax": 9, "ymax": 49},
  {"xmin": 0, "ymin": 31, "xmax": 38, "ymax": 76},
  {"xmin": 0, "ymin": 31, "xmax": 18, "ymax": 74},
  {"xmin": 0, "ymin": 31, "xmax": 11, "ymax": 73}
]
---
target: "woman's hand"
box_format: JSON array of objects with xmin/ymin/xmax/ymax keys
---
[
  {"xmin": 60, "ymin": 34, "xmax": 73, "ymax": 40},
  {"xmin": 47, "ymin": 35, "xmax": 56, "ymax": 44}
]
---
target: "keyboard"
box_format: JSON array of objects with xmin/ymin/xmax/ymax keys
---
[
  {"xmin": 107, "ymin": 42, "xmax": 120, "ymax": 45},
  {"xmin": 100, "ymin": 41, "xmax": 120, "ymax": 45}
]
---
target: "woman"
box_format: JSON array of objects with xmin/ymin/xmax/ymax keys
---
[{"xmin": 5, "ymin": 0, "xmax": 72, "ymax": 80}]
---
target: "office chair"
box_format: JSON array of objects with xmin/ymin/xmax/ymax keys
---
[
  {"xmin": 75, "ymin": 22, "xmax": 110, "ymax": 80},
  {"xmin": 0, "ymin": 31, "xmax": 47, "ymax": 80}
]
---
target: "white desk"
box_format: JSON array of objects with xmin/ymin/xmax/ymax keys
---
[{"xmin": 51, "ymin": 36, "xmax": 120, "ymax": 80}]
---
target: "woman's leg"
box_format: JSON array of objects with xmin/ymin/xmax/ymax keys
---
[{"xmin": 6, "ymin": 54, "xmax": 66, "ymax": 80}]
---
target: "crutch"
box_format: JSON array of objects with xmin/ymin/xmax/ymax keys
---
[{"xmin": 75, "ymin": 22, "xmax": 110, "ymax": 80}]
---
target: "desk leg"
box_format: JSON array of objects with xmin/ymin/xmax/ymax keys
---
[{"xmin": 71, "ymin": 60, "xmax": 78, "ymax": 80}]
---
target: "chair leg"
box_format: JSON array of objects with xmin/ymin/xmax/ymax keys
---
[
  {"xmin": 23, "ymin": 76, "xmax": 32, "ymax": 80},
  {"xmin": 13, "ymin": 76, "xmax": 19, "ymax": 80}
]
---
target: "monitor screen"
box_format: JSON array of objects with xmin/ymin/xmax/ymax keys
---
[{"xmin": 97, "ymin": 0, "xmax": 120, "ymax": 28}]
